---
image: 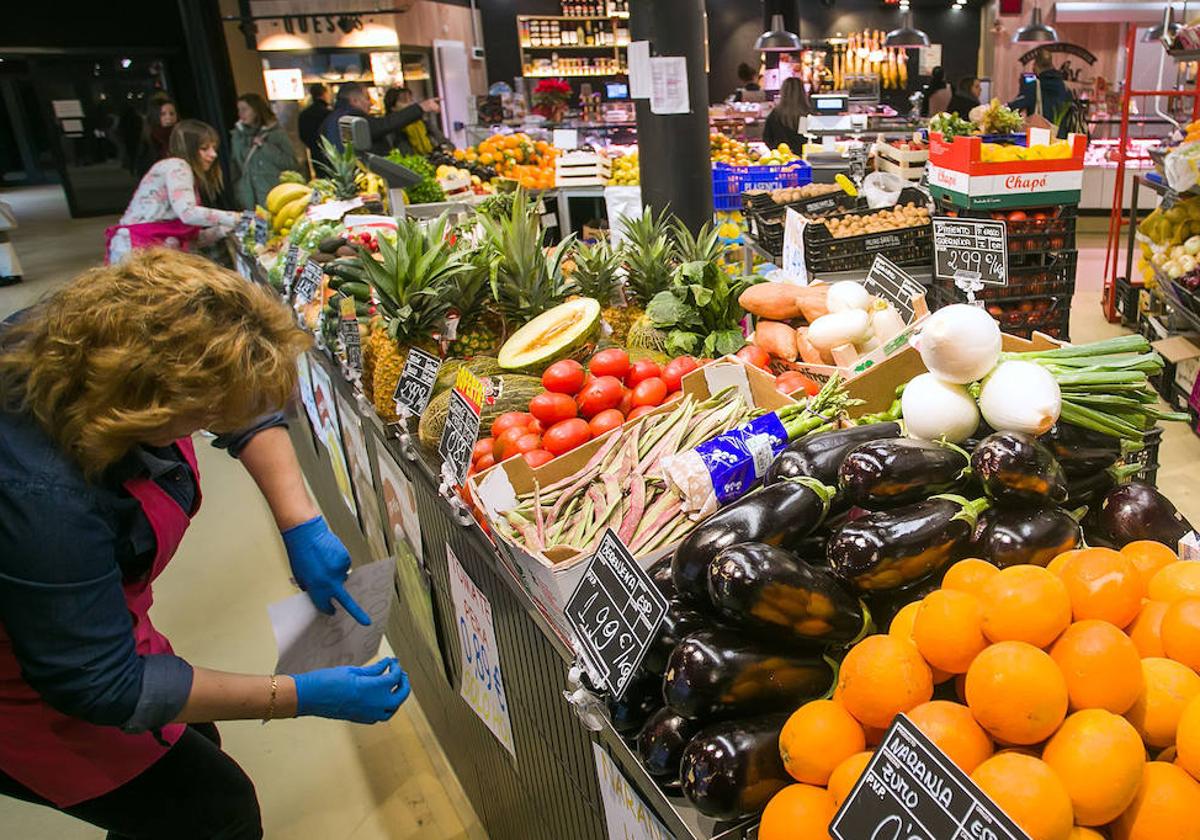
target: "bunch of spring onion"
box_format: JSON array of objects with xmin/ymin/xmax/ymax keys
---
[
  {"xmin": 1000, "ymin": 334, "xmax": 1190, "ymax": 441},
  {"xmin": 494, "ymin": 387, "xmax": 757, "ymax": 558}
]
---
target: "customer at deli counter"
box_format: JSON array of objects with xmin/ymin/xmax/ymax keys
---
[
  {"xmin": 762, "ymin": 77, "xmax": 813, "ymax": 152},
  {"xmin": 947, "ymin": 76, "xmax": 982, "ymax": 118},
  {"xmin": 320, "ymin": 81, "xmax": 440, "ymax": 154},
  {"xmin": 106, "ymin": 120, "xmax": 242, "ymax": 263},
  {"xmin": 734, "ymin": 61, "xmax": 762, "ymax": 101},
  {"xmin": 298, "ymin": 83, "xmax": 332, "ymax": 164},
  {"xmin": 923, "ymin": 66, "xmax": 951, "ymax": 116},
  {"xmin": 0, "ymin": 249, "xmax": 409, "ymax": 838},
  {"xmin": 230, "ymin": 93, "xmax": 299, "ymax": 211},
  {"xmin": 1009, "ymin": 51, "xmax": 1073, "ymax": 136}
]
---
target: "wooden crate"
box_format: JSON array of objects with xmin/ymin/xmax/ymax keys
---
[{"xmin": 554, "ymin": 150, "xmax": 612, "ymax": 187}]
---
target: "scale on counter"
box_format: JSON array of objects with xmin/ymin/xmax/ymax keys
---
[{"xmin": 805, "ymin": 93, "xmax": 867, "ymax": 133}]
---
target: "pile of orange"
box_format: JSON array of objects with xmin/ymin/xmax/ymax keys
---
[
  {"xmin": 710, "ymin": 132, "xmax": 758, "ymax": 166},
  {"xmin": 456, "ymin": 133, "xmax": 557, "ymax": 188},
  {"xmin": 760, "ymin": 541, "xmax": 1200, "ymax": 840}
]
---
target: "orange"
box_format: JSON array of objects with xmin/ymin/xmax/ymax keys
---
[
  {"xmin": 1042, "ymin": 709, "xmax": 1145, "ymax": 825},
  {"xmin": 906, "ymin": 700, "xmax": 994, "ymax": 773},
  {"xmin": 836, "ymin": 635, "xmax": 933, "ymax": 729},
  {"xmin": 1162, "ymin": 598, "xmax": 1200, "ymax": 672},
  {"xmin": 889, "ymin": 602, "xmax": 952, "ymax": 683},
  {"xmin": 779, "ymin": 700, "xmax": 866, "ymax": 785},
  {"xmin": 1127, "ymin": 600, "xmax": 1170, "ymax": 658},
  {"xmin": 1051, "ymin": 620, "xmax": 1144, "ymax": 714},
  {"xmin": 1178, "ymin": 693, "xmax": 1200, "ymax": 781},
  {"xmin": 970, "ymin": 753, "xmax": 1074, "ymax": 840},
  {"xmin": 1068, "ymin": 830, "xmax": 1106, "ymax": 840},
  {"xmin": 1111, "ymin": 762, "xmax": 1200, "ymax": 840},
  {"xmin": 980, "ymin": 564, "xmax": 1073, "ymax": 648},
  {"xmin": 1147, "ymin": 561, "xmax": 1200, "ymax": 603},
  {"xmin": 758, "ymin": 784, "xmax": 834, "ymax": 840},
  {"xmin": 1159, "ymin": 744, "xmax": 1178, "ymax": 762},
  {"xmin": 1125, "ymin": 657, "xmax": 1200, "ymax": 749},
  {"xmin": 965, "ymin": 641, "xmax": 1068, "ymax": 745},
  {"xmin": 1048, "ymin": 548, "xmax": 1084, "ymax": 576},
  {"xmin": 1060, "ymin": 548, "xmax": 1144, "ymax": 628},
  {"xmin": 913, "ymin": 590, "xmax": 988, "ymax": 673},
  {"xmin": 827, "ymin": 751, "xmax": 873, "ymax": 809},
  {"xmin": 942, "ymin": 557, "xmax": 999, "ymax": 597},
  {"xmin": 1122, "ymin": 539, "xmax": 1179, "ymax": 588}
]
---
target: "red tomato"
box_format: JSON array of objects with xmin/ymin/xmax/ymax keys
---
[
  {"xmin": 791, "ymin": 372, "xmax": 821, "ymax": 396},
  {"xmin": 662, "ymin": 356, "xmax": 699, "ymax": 391},
  {"xmin": 514, "ymin": 432, "xmax": 543, "ymax": 454},
  {"xmin": 618, "ymin": 388, "xmax": 634, "ymax": 417},
  {"xmin": 1006, "ymin": 210, "xmax": 1028, "ymax": 222},
  {"xmin": 627, "ymin": 405, "xmax": 657, "ymax": 421},
  {"xmin": 576, "ymin": 375, "xmax": 625, "ymax": 418},
  {"xmin": 472, "ymin": 438, "xmax": 494, "ymax": 463},
  {"xmin": 775, "ymin": 371, "xmax": 820, "ymax": 396},
  {"xmin": 493, "ymin": 425, "xmax": 530, "ymax": 461},
  {"xmin": 491, "ymin": 411, "xmax": 533, "ymax": 439},
  {"xmin": 522, "ymin": 449, "xmax": 555, "ymax": 468},
  {"xmin": 475, "ymin": 453, "xmax": 496, "ymax": 471},
  {"xmin": 542, "ymin": 359, "xmax": 586, "ymax": 395},
  {"xmin": 588, "ymin": 408, "xmax": 625, "ymax": 437},
  {"xmin": 543, "ymin": 418, "xmax": 591, "ymax": 455},
  {"xmin": 529, "ymin": 391, "xmax": 578, "ymax": 426},
  {"xmin": 631, "ymin": 376, "xmax": 668, "ymax": 408},
  {"xmin": 735, "ymin": 345, "xmax": 771, "ymax": 370},
  {"xmin": 589, "ymin": 348, "xmax": 631, "ymax": 379},
  {"xmin": 527, "ymin": 417, "xmax": 545, "ymax": 435},
  {"xmin": 625, "ymin": 358, "xmax": 662, "ymax": 387}
]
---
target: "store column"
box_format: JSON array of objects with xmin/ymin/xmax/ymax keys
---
[{"xmin": 630, "ymin": 0, "xmax": 713, "ymax": 233}]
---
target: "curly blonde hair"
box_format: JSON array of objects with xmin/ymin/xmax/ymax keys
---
[{"xmin": 0, "ymin": 248, "xmax": 311, "ymax": 478}]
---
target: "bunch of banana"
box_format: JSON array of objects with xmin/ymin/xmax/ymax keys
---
[
  {"xmin": 308, "ymin": 178, "xmax": 337, "ymax": 201},
  {"xmin": 357, "ymin": 169, "xmax": 386, "ymax": 198},
  {"xmin": 278, "ymin": 170, "xmax": 306, "ymax": 185},
  {"xmin": 265, "ymin": 182, "xmax": 312, "ymax": 235}
]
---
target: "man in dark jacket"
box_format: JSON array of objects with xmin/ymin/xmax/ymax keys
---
[
  {"xmin": 298, "ymin": 83, "xmax": 331, "ymax": 164},
  {"xmin": 319, "ymin": 82, "xmax": 439, "ymax": 156},
  {"xmin": 1009, "ymin": 52, "xmax": 1074, "ymax": 136}
]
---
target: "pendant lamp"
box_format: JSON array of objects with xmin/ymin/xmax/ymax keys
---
[
  {"xmin": 755, "ymin": 14, "xmax": 802, "ymax": 52},
  {"xmin": 885, "ymin": 10, "xmax": 931, "ymax": 48},
  {"xmin": 1013, "ymin": 4, "xmax": 1058, "ymax": 44}
]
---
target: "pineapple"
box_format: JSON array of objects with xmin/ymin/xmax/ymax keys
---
[
  {"xmin": 672, "ymin": 218, "xmax": 723, "ymax": 265},
  {"xmin": 619, "ymin": 207, "xmax": 675, "ymax": 353},
  {"xmin": 569, "ymin": 240, "xmax": 629, "ymax": 342},
  {"xmin": 451, "ymin": 264, "xmax": 503, "ymax": 357},
  {"xmin": 355, "ymin": 216, "xmax": 469, "ymax": 421},
  {"xmin": 316, "ymin": 137, "xmax": 362, "ymax": 200}
]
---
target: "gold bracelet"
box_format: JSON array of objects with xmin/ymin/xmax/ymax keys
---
[{"xmin": 264, "ymin": 675, "xmax": 278, "ymax": 723}]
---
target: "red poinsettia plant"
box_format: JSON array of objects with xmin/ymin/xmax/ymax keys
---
[{"xmin": 532, "ymin": 78, "xmax": 572, "ymax": 120}]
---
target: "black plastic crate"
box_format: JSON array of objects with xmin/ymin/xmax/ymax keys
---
[
  {"xmin": 804, "ymin": 212, "xmax": 932, "ymax": 274},
  {"xmin": 1126, "ymin": 426, "xmax": 1162, "ymax": 487},
  {"xmin": 928, "ymin": 285, "xmax": 1072, "ymax": 338},
  {"xmin": 935, "ymin": 198, "xmax": 1078, "ymax": 236},
  {"xmin": 931, "ymin": 251, "xmax": 1077, "ymax": 301},
  {"xmin": 1114, "ymin": 276, "xmax": 1142, "ymax": 326},
  {"xmin": 741, "ymin": 187, "xmax": 860, "ymax": 219}
]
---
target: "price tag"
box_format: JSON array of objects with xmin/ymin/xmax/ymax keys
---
[
  {"xmin": 831, "ymin": 714, "xmax": 1032, "ymax": 840},
  {"xmin": 863, "ymin": 254, "xmax": 926, "ymax": 323},
  {"xmin": 337, "ymin": 295, "xmax": 362, "ymax": 377},
  {"xmin": 254, "ymin": 215, "xmax": 268, "ymax": 247},
  {"xmin": 437, "ymin": 367, "xmax": 485, "ymax": 488},
  {"xmin": 293, "ymin": 259, "xmax": 323, "ymax": 305},
  {"xmin": 781, "ymin": 207, "xmax": 809, "ymax": 283},
  {"xmin": 932, "ymin": 217, "xmax": 1008, "ymax": 287},
  {"xmin": 848, "ymin": 144, "xmax": 869, "ymax": 185},
  {"xmin": 234, "ymin": 210, "xmax": 254, "ymax": 240},
  {"xmin": 280, "ymin": 244, "xmax": 302, "ymax": 295},
  {"xmin": 393, "ymin": 346, "xmax": 442, "ymax": 417},
  {"xmin": 564, "ymin": 529, "xmax": 670, "ymax": 700}
]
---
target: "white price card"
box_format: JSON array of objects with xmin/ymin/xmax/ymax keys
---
[
  {"xmin": 649, "ymin": 56, "xmax": 689, "ymax": 115},
  {"xmin": 782, "ymin": 207, "xmax": 810, "ymax": 283},
  {"xmin": 448, "ymin": 546, "xmax": 516, "ymax": 758},
  {"xmin": 593, "ymin": 743, "xmax": 672, "ymax": 840}
]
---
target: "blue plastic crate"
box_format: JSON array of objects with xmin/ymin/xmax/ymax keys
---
[{"xmin": 711, "ymin": 160, "xmax": 812, "ymax": 212}]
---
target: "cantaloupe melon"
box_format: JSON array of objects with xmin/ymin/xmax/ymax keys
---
[{"xmin": 497, "ymin": 298, "xmax": 600, "ymax": 374}]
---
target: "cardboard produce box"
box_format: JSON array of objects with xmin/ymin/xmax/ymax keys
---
[
  {"xmin": 470, "ymin": 360, "xmax": 795, "ymax": 635},
  {"xmin": 927, "ymin": 131, "xmax": 1086, "ymax": 209}
]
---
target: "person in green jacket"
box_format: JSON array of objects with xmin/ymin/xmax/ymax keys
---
[{"xmin": 230, "ymin": 93, "xmax": 298, "ymax": 211}]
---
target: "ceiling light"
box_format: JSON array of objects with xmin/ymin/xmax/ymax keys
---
[
  {"xmin": 1013, "ymin": 4, "xmax": 1059, "ymax": 44},
  {"xmin": 885, "ymin": 10, "xmax": 931, "ymax": 48},
  {"xmin": 755, "ymin": 14, "xmax": 803, "ymax": 52}
]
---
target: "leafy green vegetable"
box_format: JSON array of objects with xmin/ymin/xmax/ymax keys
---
[
  {"xmin": 646, "ymin": 260, "xmax": 758, "ymax": 357},
  {"xmin": 385, "ymin": 151, "xmax": 444, "ymax": 205},
  {"xmin": 929, "ymin": 111, "xmax": 974, "ymax": 138}
]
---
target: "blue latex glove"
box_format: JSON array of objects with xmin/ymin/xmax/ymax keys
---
[
  {"xmin": 292, "ymin": 657, "xmax": 410, "ymax": 723},
  {"xmin": 281, "ymin": 515, "xmax": 371, "ymax": 625}
]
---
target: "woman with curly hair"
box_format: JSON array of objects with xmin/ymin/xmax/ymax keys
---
[{"xmin": 0, "ymin": 250, "xmax": 410, "ymax": 838}]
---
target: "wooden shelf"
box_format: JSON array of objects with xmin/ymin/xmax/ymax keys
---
[
  {"xmin": 518, "ymin": 15, "xmax": 615, "ymax": 22},
  {"xmin": 521, "ymin": 43, "xmax": 620, "ymax": 50},
  {"xmin": 524, "ymin": 70, "xmax": 628, "ymax": 78}
]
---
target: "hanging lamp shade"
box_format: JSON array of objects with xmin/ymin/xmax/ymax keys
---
[
  {"xmin": 885, "ymin": 11, "xmax": 931, "ymax": 48},
  {"xmin": 1013, "ymin": 5, "xmax": 1058, "ymax": 44},
  {"xmin": 755, "ymin": 14, "xmax": 802, "ymax": 52}
]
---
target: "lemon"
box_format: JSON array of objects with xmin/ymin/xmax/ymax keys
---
[{"xmin": 778, "ymin": 143, "xmax": 791, "ymax": 154}]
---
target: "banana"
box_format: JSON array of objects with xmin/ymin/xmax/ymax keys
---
[
  {"xmin": 272, "ymin": 193, "xmax": 311, "ymax": 231},
  {"xmin": 266, "ymin": 183, "xmax": 311, "ymax": 215}
]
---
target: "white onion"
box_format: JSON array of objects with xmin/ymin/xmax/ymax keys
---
[
  {"xmin": 871, "ymin": 305, "xmax": 907, "ymax": 344},
  {"xmin": 912, "ymin": 304, "xmax": 1003, "ymax": 384},
  {"xmin": 901, "ymin": 373, "xmax": 980, "ymax": 443},
  {"xmin": 826, "ymin": 280, "xmax": 872, "ymax": 313},
  {"xmin": 808, "ymin": 309, "xmax": 871, "ymax": 350},
  {"xmin": 978, "ymin": 360, "xmax": 1061, "ymax": 435}
]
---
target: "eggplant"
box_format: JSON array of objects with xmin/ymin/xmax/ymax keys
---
[
  {"xmin": 971, "ymin": 431, "xmax": 1068, "ymax": 506},
  {"xmin": 671, "ymin": 477, "xmax": 834, "ymax": 607},
  {"xmin": 664, "ymin": 628, "xmax": 832, "ymax": 720},
  {"xmin": 637, "ymin": 708, "xmax": 703, "ymax": 783},
  {"xmin": 707, "ymin": 543, "xmax": 866, "ymax": 644},
  {"xmin": 648, "ymin": 556, "xmax": 675, "ymax": 600},
  {"xmin": 641, "ymin": 599, "xmax": 709, "ymax": 674},
  {"xmin": 828, "ymin": 496, "xmax": 989, "ymax": 592},
  {"xmin": 607, "ymin": 670, "xmax": 663, "ymax": 736},
  {"xmin": 765, "ymin": 422, "xmax": 901, "ymax": 487},
  {"xmin": 679, "ymin": 714, "xmax": 791, "ymax": 821},
  {"xmin": 971, "ymin": 505, "xmax": 1082, "ymax": 568},
  {"xmin": 865, "ymin": 572, "xmax": 946, "ymax": 631},
  {"xmin": 1097, "ymin": 482, "xmax": 1192, "ymax": 548},
  {"xmin": 1039, "ymin": 422, "xmax": 1123, "ymax": 478},
  {"xmin": 838, "ymin": 438, "xmax": 969, "ymax": 509}
]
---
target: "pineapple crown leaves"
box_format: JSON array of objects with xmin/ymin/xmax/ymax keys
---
[
  {"xmin": 671, "ymin": 217, "xmax": 724, "ymax": 265},
  {"xmin": 569, "ymin": 239, "xmax": 623, "ymax": 302},
  {"xmin": 619, "ymin": 206, "xmax": 677, "ymax": 306},
  {"xmin": 316, "ymin": 136, "xmax": 362, "ymax": 200}
]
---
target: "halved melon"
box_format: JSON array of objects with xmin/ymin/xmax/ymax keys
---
[{"xmin": 497, "ymin": 298, "xmax": 601, "ymax": 373}]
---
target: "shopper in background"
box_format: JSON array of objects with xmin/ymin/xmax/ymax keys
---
[
  {"xmin": 0, "ymin": 250, "xmax": 409, "ymax": 839},
  {"xmin": 106, "ymin": 119, "xmax": 241, "ymax": 263},
  {"xmin": 762, "ymin": 77, "xmax": 812, "ymax": 152},
  {"xmin": 384, "ymin": 86, "xmax": 449, "ymax": 155},
  {"xmin": 948, "ymin": 76, "xmax": 983, "ymax": 118},
  {"xmin": 298, "ymin": 82, "xmax": 332, "ymax": 166},
  {"xmin": 135, "ymin": 94, "xmax": 178, "ymax": 178},
  {"xmin": 230, "ymin": 93, "xmax": 298, "ymax": 211},
  {"xmin": 1009, "ymin": 50, "xmax": 1074, "ymax": 137},
  {"xmin": 923, "ymin": 66, "xmax": 951, "ymax": 116},
  {"xmin": 734, "ymin": 61, "xmax": 762, "ymax": 101},
  {"xmin": 320, "ymin": 81, "xmax": 439, "ymax": 155}
]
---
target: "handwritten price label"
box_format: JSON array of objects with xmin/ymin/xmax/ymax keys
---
[
  {"xmin": 592, "ymin": 743, "xmax": 672, "ymax": 840},
  {"xmin": 932, "ymin": 217, "xmax": 1008, "ymax": 286},
  {"xmin": 446, "ymin": 546, "xmax": 515, "ymax": 758},
  {"xmin": 392, "ymin": 346, "xmax": 441, "ymax": 417}
]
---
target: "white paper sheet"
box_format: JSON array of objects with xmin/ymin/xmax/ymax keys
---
[
  {"xmin": 649, "ymin": 56, "xmax": 690, "ymax": 115},
  {"xmin": 268, "ymin": 558, "xmax": 394, "ymax": 674},
  {"xmin": 593, "ymin": 742, "xmax": 672, "ymax": 840},
  {"xmin": 627, "ymin": 41, "xmax": 651, "ymax": 99}
]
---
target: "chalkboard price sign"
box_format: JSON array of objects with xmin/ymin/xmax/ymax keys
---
[
  {"xmin": 564, "ymin": 529, "xmax": 670, "ymax": 700},
  {"xmin": 863, "ymin": 254, "xmax": 926, "ymax": 323},
  {"xmin": 281, "ymin": 245, "xmax": 302, "ymax": 295},
  {"xmin": 932, "ymin": 217, "xmax": 1008, "ymax": 286},
  {"xmin": 254, "ymin": 216, "xmax": 268, "ymax": 247},
  {"xmin": 393, "ymin": 347, "xmax": 442, "ymax": 417},
  {"xmin": 293, "ymin": 259, "xmax": 323, "ymax": 305},
  {"xmin": 830, "ymin": 714, "xmax": 1032, "ymax": 840},
  {"xmin": 438, "ymin": 368, "xmax": 485, "ymax": 488},
  {"xmin": 337, "ymin": 295, "xmax": 362, "ymax": 376}
]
